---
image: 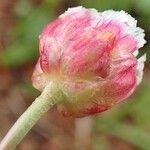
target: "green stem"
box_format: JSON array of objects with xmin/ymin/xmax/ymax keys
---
[{"xmin": 0, "ymin": 82, "xmax": 64, "ymax": 150}]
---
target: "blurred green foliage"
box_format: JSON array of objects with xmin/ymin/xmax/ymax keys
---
[
  {"xmin": 1, "ymin": 0, "xmax": 150, "ymax": 149},
  {"xmin": 1, "ymin": 0, "xmax": 57, "ymax": 66}
]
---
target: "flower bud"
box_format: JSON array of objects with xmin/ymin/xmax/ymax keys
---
[{"xmin": 32, "ymin": 7, "xmax": 146, "ymax": 117}]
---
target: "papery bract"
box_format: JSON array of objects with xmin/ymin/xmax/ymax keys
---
[{"xmin": 32, "ymin": 7, "xmax": 146, "ymax": 117}]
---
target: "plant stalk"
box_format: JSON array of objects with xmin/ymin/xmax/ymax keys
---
[
  {"xmin": 0, "ymin": 82, "xmax": 64, "ymax": 150},
  {"xmin": 75, "ymin": 117, "xmax": 93, "ymax": 150}
]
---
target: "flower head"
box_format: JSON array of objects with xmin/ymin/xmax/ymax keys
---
[{"xmin": 32, "ymin": 6, "xmax": 146, "ymax": 117}]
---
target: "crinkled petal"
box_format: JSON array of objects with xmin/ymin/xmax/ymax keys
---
[
  {"xmin": 32, "ymin": 59, "xmax": 49, "ymax": 91},
  {"xmin": 136, "ymin": 54, "xmax": 146, "ymax": 85},
  {"xmin": 104, "ymin": 51, "xmax": 137, "ymax": 103},
  {"xmin": 102, "ymin": 10, "xmax": 146, "ymax": 50},
  {"xmin": 63, "ymin": 30, "xmax": 111, "ymax": 77}
]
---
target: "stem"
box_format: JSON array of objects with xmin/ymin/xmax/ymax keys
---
[
  {"xmin": 0, "ymin": 82, "xmax": 64, "ymax": 150},
  {"xmin": 75, "ymin": 117, "xmax": 93, "ymax": 150}
]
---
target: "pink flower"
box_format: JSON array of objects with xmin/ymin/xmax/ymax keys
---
[{"xmin": 32, "ymin": 7, "xmax": 146, "ymax": 117}]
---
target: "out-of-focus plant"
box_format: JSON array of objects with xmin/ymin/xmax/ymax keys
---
[{"xmin": 1, "ymin": 0, "xmax": 56, "ymax": 67}]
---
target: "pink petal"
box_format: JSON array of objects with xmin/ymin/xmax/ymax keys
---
[
  {"xmin": 104, "ymin": 52, "xmax": 137, "ymax": 103},
  {"xmin": 32, "ymin": 59, "xmax": 49, "ymax": 91},
  {"xmin": 117, "ymin": 35, "xmax": 137, "ymax": 52}
]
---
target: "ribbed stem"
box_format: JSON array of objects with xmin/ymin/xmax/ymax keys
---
[{"xmin": 0, "ymin": 82, "xmax": 64, "ymax": 150}]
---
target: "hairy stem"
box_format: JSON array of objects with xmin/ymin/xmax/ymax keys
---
[{"xmin": 0, "ymin": 82, "xmax": 64, "ymax": 150}]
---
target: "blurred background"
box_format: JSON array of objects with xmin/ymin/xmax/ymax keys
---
[{"xmin": 0, "ymin": 0, "xmax": 150, "ymax": 150}]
